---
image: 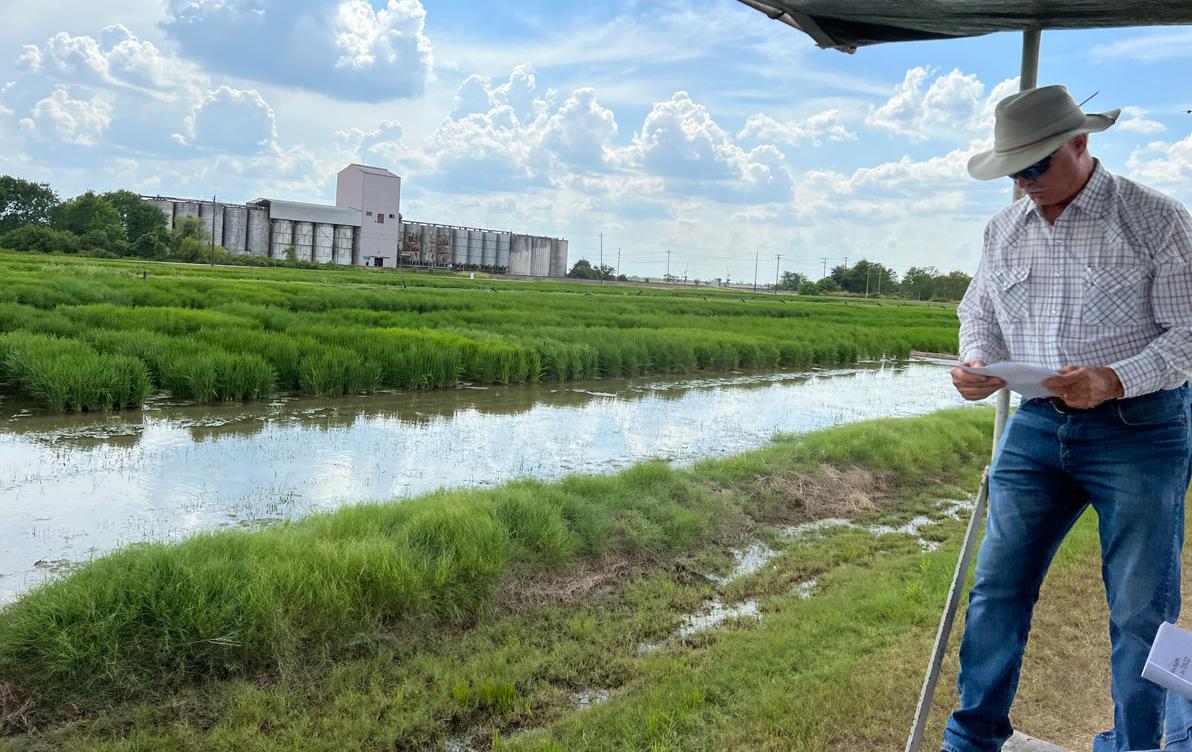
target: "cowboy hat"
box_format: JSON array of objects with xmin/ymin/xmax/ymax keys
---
[{"xmin": 967, "ymin": 85, "xmax": 1120, "ymax": 181}]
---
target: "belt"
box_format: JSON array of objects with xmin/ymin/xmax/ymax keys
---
[{"xmin": 1045, "ymin": 397, "xmax": 1093, "ymax": 414}]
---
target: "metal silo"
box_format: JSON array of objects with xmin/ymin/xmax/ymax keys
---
[
  {"xmin": 246, "ymin": 207, "xmax": 269, "ymax": 257},
  {"xmin": 402, "ymin": 223, "xmax": 421, "ymax": 265},
  {"xmin": 509, "ymin": 234, "xmax": 531, "ymax": 276},
  {"xmin": 333, "ymin": 225, "xmax": 354, "ymax": 265},
  {"xmin": 550, "ymin": 239, "xmax": 569, "ymax": 278},
  {"xmin": 294, "ymin": 221, "xmax": 314, "ymax": 262},
  {"xmin": 222, "ymin": 206, "xmax": 247, "ymax": 254},
  {"xmin": 531, "ymin": 236, "xmax": 552, "ymax": 277},
  {"xmin": 313, "ymin": 223, "xmax": 334, "ymax": 264},
  {"xmin": 199, "ymin": 202, "xmax": 224, "ymax": 247},
  {"xmin": 496, "ymin": 232, "xmax": 511, "ymax": 270},
  {"xmin": 482, "ymin": 232, "xmax": 497, "ymax": 268},
  {"xmin": 147, "ymin": 199, "xmax": 174, "ymax": 230},
  {"xmin": 467, "ymin": 230, "xmax": 482, "ymax": 267},
  {"xmin": 176, "ymin": 201, "xmax": 200, "ymax": 219},
  {"xmin": 420, "ymin": 225, "xmax": 432, "ymax": 265},
  {"xmin": 270, "ymin": 219, "xmax": 294, "ymax": 259},
  {"xmin": 452, "ymin": 227, "xmax": 468, "ymax": 267}
]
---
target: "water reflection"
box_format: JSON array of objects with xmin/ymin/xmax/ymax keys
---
[{"xmin": 0, "ymin": 362, "xmax": 968, "ymax": 603}]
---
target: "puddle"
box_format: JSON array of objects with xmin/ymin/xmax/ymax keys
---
[
  {"xmin": 677, "ymin": 598, "xmax": 761, "ymax": 638},
  {"xmin": 707, "ymin": 542, "xmax": 778, "ymax": 585},
  {"xmin": 0, "ymin": 362, "xmax": 969, "ymax": 603},
  {"xmin": 792, "ymin": 578, "xmax": 819, "ymax": 599},
  {"xmin": 571, "ymin": 688, "xmax": 611, "ymax": 710}
]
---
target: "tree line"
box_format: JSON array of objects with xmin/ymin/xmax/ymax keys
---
[
  {"xmin": 0, "ymin": 175, "xmax": 312, "ymax": 267},
  {"xmin": 778, "ymin": 259, "xmax": 971, "ymax": 301}
]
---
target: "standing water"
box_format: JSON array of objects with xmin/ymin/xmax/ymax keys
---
[{"xmin": 0, "ymin": 362, "xmax": 969, "ymax": 602}]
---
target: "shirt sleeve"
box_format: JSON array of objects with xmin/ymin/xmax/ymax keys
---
[
  {"xmin": 957, "ymin": 225, "xmax": 1007, "ymax": 364},
  {"xmin": 1110, "ymin": 206, "xmax": 1192, "ymax": 397}
]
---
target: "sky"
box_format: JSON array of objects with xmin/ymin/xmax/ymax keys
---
[{"xmin": 0, "ymin": 1, "xmax": 1190, "ymax": 283}]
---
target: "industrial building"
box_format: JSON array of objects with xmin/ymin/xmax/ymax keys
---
[{"xmin": 141, "ymin": 164, "xmax": 568, "ymax": 277}]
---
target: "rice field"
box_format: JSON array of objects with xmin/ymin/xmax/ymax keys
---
[{"xmin": 0, "ymin": 252, "xmax": 960, "ymax": 411}]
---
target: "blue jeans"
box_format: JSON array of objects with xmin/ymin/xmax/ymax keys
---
[{"xmin": 943, "ymin": 386, "xmax": 1192, "ymax": 752}]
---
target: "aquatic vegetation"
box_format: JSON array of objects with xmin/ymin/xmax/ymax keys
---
[{"xmin": 0, "ymin": 252, "xmax": 960, "ymax": 411}]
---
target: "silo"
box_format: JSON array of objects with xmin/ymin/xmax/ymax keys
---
[
  {"xmin": 452, "ymin": 228, "xmax": 468, "ymax": 267},
  {"xmin": 293, "ymin": 221, "xmax": 314, "ymax": 262},
  {"xmin": 246, "ymin": 207, "xmax": 269, "ymax": 257},
  {"xmin": 496, "ymin": 233, "xmax": 511, "ymax": 270},
  {"xmin": 467, "ymin": 230, "xmax": 482, "ymax": 267},
  {"xmin": 550, "ymin": 239, "xmax": 569, "ymax": 278},
  {"xmin": 352, "ymin": 225, "xmax": 361, "ymax": 265},
  {"xmin": 420, "ymin": 225, "xmax": 432, "ymax": 264},
  {"xmin": 313, "ymin": 223, "xmax": 334, "ymax": 264},
  {"xmin": 482, "ymin": 232, "xmax": 497, "ymax": 268},
  {"xmin": 333, "ymin": 225, "xmax": 354, "ymax": 265},
  {"xmin": 435, "ymin": 227, "xmax": 451, "ymax": 266},
  {"xmin": 270, "ymin": 218, "xmax": 294, "ymax": 259},
  {"xmin": 531, "ymin": 236, "xmax": 552, "ymax": 277},
  {"xmin": 402, "ymin": 224, "xmax": 421, "ymax": 265},
  {"xmin": 147, "ymin": 199, "xmax": 174, "ymax": 230},
  {"xmin": 509, "ymin": 234, "xmax": 532, "ymax": 276},
  {"xmin": 199, "ymin": 202, "xmax": 224, "ymax": 247},
  {"xmin": 222, "ymin": 206, "xmax": 247, "ymax": 254}
]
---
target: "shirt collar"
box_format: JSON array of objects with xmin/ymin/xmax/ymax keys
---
[{"xmin": 1024, "ymin": 159, "xmax": 1113, "ymax": 224}]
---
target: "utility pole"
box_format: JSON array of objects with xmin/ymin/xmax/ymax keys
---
[
  {"xmin": 865, "ymin": 265, "xmax": 871, "ymax": 298},
  {"xmin": 210, "ymin": 194, "xmax": 216, "ymax": 267},
  {"xmin": 666, "ymin": 249, "xmax": 671, "ymax": 281},
  {"xmin": 774, "ymin": 254, "xmax": 782, "ymax": 294},
  {"xmin": 617, "ymin": 248, "xmax": 621, "ymax": 279},
  {"xmin": 877, "ymin": 268, "xmax": 882, "ymax": 298},
  {"xmin": 821, "ymin": 257, "xmax": 830, "ymax": 279},
  {"xmin": 753, "ymin": 249, "xmax": 759, "ymax": 293},
  {"xmin": 599, "ymin": 232, "xmax": 604, "ymax": 285}
]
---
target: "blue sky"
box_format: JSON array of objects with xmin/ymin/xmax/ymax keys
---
[{"xmin": 1, "ymin": 1, "xmax": 1190, "ymax": 282}]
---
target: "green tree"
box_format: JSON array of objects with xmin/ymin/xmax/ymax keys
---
[
  {"xmin": 936, "ymin": 270, "xmax": 973, "ymax": 301},
  {"xmin": 901, "ymin": 266, "xmax": 938, "ymax": 301},
  {"xmin": 0, "ymin": 225, "xmax": 82, "ymax": 253},
  {"xmin": 815, "ymin": 277, "xmax": 841, "ymax": 293},
  {"xmin": 779, "ymin": 271, "xmax": 807, "ymax": 291},
  {"xmin": 0, "ymin": 176, "xmax": 59, "ymax": 234},
  {"xmin": 797, "ymin": 280, "xmax": 818, "ymax": 295},
  {"xmin": 102, "ymin": 190, "xmax": 168, "ymax": 244},
  {"xmin": 830, "ymin": 259, "xmax": 898, "ymax": 296},
  {"xmin": 56, "ymin": 191, "xmax": 126, "ymax": 252},
  {"xmin": 567, "ymin": 259, "xmax": 598, "ymax": 279},
  {"xmin": 168, "ymin": 215, "xmax": 210, "ymax": 262}
]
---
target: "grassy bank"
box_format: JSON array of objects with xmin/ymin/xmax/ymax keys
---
[
  {"xmin": 0, "ymin": 409, "xmax": 1001, "ymax": 748},
  {"xmin": 0, "ymin": 253, "xmax": 960, "ymax": 411}
]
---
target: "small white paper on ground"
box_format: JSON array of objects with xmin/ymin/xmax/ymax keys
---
[
  {"xmin": 960, "ymin": 362, "xmax": 1059, "ymax": 400},
  {"xmin": 1143, "ymin": 622, "xmax": 1192, "ymax": 699}
]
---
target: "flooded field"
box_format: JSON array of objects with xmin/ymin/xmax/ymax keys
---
[{"xmin": 0, "ymin": 361, "xmax": 969, "ymax": 602}]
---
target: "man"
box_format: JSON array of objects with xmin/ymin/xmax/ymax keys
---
[{"xmin": 945, "ymin": 85, "xmax": 1192, "ymax": 752}]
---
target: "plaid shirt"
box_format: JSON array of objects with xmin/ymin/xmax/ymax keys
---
[{"xmin": 958, "ymin": 161, "xmax": 1192, "ymax": 398}]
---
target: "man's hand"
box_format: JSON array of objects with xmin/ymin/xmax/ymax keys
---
[
  {"xmin": 1041, "ymin": 367, "xmax": 1125, "ymax": 409},
  {"xmin": 951, "ymin": 360, "xmax": 1006, "ymax": 401}
]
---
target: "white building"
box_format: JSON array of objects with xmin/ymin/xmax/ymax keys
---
[{"xmin": 335, "ymin": 164, "xmax": 401, "ymax": 268}]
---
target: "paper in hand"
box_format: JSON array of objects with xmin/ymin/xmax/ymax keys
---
[{"xmin": 960, "ymin": 362, "xmax": 1059, "ymax": 400}]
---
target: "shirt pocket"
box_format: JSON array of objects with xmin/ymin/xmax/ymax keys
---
[
  {"xmin": 1081, "ymin": 265, "xmax": 1150, "ymax": 328},
  {"xmin": 990, "ymin": 266, "xmax": 1030, "ymax": 322}
]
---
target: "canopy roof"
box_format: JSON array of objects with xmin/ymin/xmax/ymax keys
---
[{"xmin": 738, "ymin": 1, "xmax": 1192, "ymax": 52}]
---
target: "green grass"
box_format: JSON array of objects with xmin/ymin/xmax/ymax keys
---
[
  {"xmin": 0, "ymin": 408, "xmax": 991, "ymax": 740},
  {"xmin": 0, "ymin": 252, "xmax": 960, "ymax": 411}
]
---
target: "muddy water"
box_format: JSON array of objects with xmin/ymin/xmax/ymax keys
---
[{"xmin": 0, "ymin": 362, "xmax": 969, "ymax": 603}]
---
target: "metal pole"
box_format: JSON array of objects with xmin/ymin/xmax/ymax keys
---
[
  {"xmin": 599, "ymin": 232, "xmax": 604, "ymax": 284},
  {"xmin": 753, "ymin": 249, "xmax": 759, "ymax": 293},
  {"xmin": 666, "ymin": 250, "xmax": 671, "ymax": 280},
  {"xmin": 774, "ymin": 254, "xmax": 781, "ymax": 294},
  {"xmin": 617, "ymin": 249, "xmax": 621, "ymax": 279},
  {"xmin": 210, "ymin": 194, "xmax": 216, "ymax": 267},
  {"xmin": 904, "ymin": 28, "xmax": 1041, "ymax": 752}
]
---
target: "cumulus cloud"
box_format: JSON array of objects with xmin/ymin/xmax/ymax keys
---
[
  {"xmin": 615, "ymin": 92, "xmax": 793, "ymax": 203},
  {"xmin": 867, "ymin": 67, "xmax": 1017, "ymax": 142},
  {"xmin": 160, "ymin": 0, "xmax": 433, "ymax": 102},
  {"xmin": 1117, "ymin": 106, "xmax": 1166, "ymax": 135},
  {"xmin": 175, "ymin": 86, "xmax": 277, "ymax": 154},
  {"xmin": 20, "ymin": 87, "xmax": 113, "ymax": 146},
  {"xmin": 1127, "ymin": 134, "xmax": 1192, "ymax": 200},
  {"xmin": 738, "ymin": 109, "xmax": 855, "ymax": 146}
]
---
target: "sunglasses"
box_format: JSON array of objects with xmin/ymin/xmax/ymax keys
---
[{"xmin": 1009, "ymin": 150, "xmax": 1057, "ymax": 182}]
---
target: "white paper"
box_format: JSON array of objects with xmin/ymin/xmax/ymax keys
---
[
  {"xmin": 960, "ymin": 362, "xmax": 1059, "ymax": 400},
  {"xmin": 1144, "ymin": 622, "xmax": 1192, "ymax": 699}
]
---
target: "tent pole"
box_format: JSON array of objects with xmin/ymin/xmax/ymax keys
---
[{"xmin": 904, "ymin": 29, "xmax": 1043, "ymax": 752}]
